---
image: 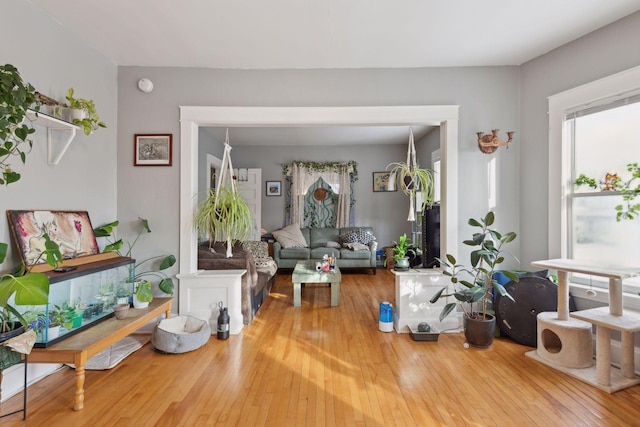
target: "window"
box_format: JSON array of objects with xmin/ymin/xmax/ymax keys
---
[{"xmin": 564, "ymin": 96, "xmax": 640, "ymax": 289}]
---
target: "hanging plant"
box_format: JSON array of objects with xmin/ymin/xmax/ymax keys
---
[
  {"xmin": 194, "ymin": 131, "xmax": 253, "ymax": 257},
  {"xmin": 387, "ymin": 129, "xmax": 435, "ymax": 221},
  {"xmin": 0, "ymin": 64, "xmax": 39, "ymax": 186}
]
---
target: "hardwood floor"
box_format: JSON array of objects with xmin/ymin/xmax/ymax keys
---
[{"xmin": 2, "ymin": 269, "xmax": 639, "ymax": 426}]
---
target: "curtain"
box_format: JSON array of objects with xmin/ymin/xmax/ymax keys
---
[{"xmin": 288, "ymin": 162, "xmax": 354, "ymax": 227}]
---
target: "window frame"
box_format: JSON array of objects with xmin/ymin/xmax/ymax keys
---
[{"xmin": 548, "ymin": 65, "xmax": 640, "ymax": 307}]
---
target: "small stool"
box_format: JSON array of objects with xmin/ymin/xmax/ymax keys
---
[{"xmin": 536, "ymin": 312, "xmax": 593, "ymax": 368}]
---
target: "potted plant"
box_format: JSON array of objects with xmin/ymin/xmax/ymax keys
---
[
  {"xmin": 46, "ymin": 305, "xmax": 70, "ymax": 339},
  {"xmin": 93, "ymin": 217, "xmax": 175, "ymax": 296},
  {"xmin": 574, "ymin": 162, "xmax": 639, "ymax": 221},
  {"xmin": 194, "ymin": 186, "xmax": 253, "ymax": 258},
  {"xmin": 0, "ymin": 235, "xmax": 62, "ymax": 341},
  {"xmin": 115, "ymin": 283, "xmax": 132, "ymax": 305},
  {"xmin": 385, "ymin": 233, "xmax": 415, "ymax": 270},
  {"xmin": 65, "ymin": 87, "xmax": 106, "ymax": 136},
  {"xmin": 386, "ymin": 161, "xmax": 435, "ymax": 221},
  {"xmin": 133, "ymin": 280, "xmax": 153, "ymax": 309},
  {"xmin": 430, "ymin": 211, "xmax": 520, "ymax": 348},
  {"xmin": 0, "ymin": 63, "xmax": 40, "ymax": 186}
]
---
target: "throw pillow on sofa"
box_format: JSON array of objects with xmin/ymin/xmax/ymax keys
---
[
  {"xmin": 339, "ymin": 229, "xmax": 376, "ymax": 245},
  {"xmin": 326, "ymin": 241, "xmax": 341, "ymax": 249},
  {"xmin": 272, "ymin": 224, "xmax": 308, "ymax": 248}
]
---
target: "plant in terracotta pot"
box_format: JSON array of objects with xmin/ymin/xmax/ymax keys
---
[{"xmin": 430, "ymin": 211, "xmax": 519, "ymax": 348}]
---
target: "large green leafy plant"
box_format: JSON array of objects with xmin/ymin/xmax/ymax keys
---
[
  {"xmin": 430, "ymin": 211, "xmax": 519, "ymax": 321},
  {"xmin": 0, "ymin": 64, "xmax": 39, "ymax": 186},
  {"xmin": 0, "ymin": 235, "xmax": 62, "ymax": 333},
  {"xmin": 93, "ymin": 218, "xmax": 175, "ymax": 295}
]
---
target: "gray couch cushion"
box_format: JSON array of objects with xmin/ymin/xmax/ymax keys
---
[
  {"xmin": 311, "ymin": 247, "xmax": 339, "ymax": 259},
  {"xmin": 280, "ymin": 247, "xmax": 310, "ymax": 260},
  {"xmin": 340, "ymin": 247, "xmax": 372, "ymax": 260},
  {"xmin": 310, "ymin": 228, "xmax": 341, "ymax": 249}
]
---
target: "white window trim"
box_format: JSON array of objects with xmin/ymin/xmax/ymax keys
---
[{"xmin": 548, "ymin": 65, "xmax": 640, "ymax": 309}]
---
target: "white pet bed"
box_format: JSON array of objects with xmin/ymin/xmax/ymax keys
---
[{"xmin": 152, "ymin": 315, "xmax": 211, "ymax": 354}]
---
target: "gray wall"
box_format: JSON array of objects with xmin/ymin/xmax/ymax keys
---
[
  {"xmin": 519, "ymin": 11, "xmax": 640, "ymax": 267},
  {"xmin": 1, "ymin": 1, "xmax": 118, "ymax": 265},
  {"xmin": 117, "ymin": 66, "xmax": 521, "ymax": 272}
]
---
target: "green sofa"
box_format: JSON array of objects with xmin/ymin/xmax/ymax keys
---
[{"xmin": 273, "ymin": 227, "xmax": 377, "ymax": 274}]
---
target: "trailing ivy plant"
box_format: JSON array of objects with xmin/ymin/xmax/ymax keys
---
[
  {"xmin": 0, "ymin": 64, "xmax": 39, "ymax": 186},
  {"xmin": 65, "ymin": 88, "xmax": 106, "ymax": 136}
]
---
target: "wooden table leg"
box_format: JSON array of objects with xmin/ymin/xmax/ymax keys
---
[
  {"xmin": 331, "ymin": 282, "xmax": 340, "ymax": 307},
  {"xmin": 293, "ymin": 282, "xmax": 301, "ymax": 306},
  {"xmin": 73, "ymin": 353, "xmax": 87, "ymax": 411}
]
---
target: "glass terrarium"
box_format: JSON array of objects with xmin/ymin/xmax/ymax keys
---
[{"xmin": 17, "ymin": 256, "xmax": 135, "ymax": 348}]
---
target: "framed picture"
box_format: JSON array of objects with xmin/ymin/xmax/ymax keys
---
[
  {"xmin": 372, "ymin": 171, "xmax": 396, "ymax": 192},
  {"xmin": 134, "ymin": 134, "xmax": 172, "ymax": 166},
  {"xmin": 266, "ymin": 181, "xmax": 281, "ymax": 196},
  {"xmin": 6, "ymin": 210, "xmax": 100, "ymax": 266}
]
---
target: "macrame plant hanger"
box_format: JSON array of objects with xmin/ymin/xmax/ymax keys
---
[
  {"xmin": 406, "ymin": 128, "xmax": 418, "ymax": 221},
  {"xmin": 216, "ymin": 129, "xmax": 238, "ymax": 258}
]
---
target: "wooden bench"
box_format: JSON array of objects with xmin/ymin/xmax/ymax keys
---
[{"xmin": 29, "ymin": 297, "xmax": 172, "ymax": 410}]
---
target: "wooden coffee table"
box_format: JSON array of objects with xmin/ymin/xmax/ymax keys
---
[{"xmin": 292, "ymin": 261, "xmax": 341, "ymax": 307}]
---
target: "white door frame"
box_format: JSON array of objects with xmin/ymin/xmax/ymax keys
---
[{"xmin": 179, "ymin": 105, "xmax": 459, "ymax": 274}]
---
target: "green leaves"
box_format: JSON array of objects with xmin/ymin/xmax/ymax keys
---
[{"xmin": 1, "ymin": 64, "xmax": 38, "ymax": 186}]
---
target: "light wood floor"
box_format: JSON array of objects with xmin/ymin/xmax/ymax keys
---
[{"xmin": 2, "ymin": 269, "xmax": 639, "ymax": 426}]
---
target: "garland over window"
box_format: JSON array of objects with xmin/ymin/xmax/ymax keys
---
[{"xmin": 283, "ymin": 161, "xmax": 357, "ymax": 227}]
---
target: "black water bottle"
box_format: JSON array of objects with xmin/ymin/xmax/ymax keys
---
[{"xmin": 217, "ymin": 302, "xmax": 230, "ymax": 340}]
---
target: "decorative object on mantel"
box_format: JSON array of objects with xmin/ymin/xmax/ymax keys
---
[
  {"xmin": 0, "ymin": 64, "xmax": 39, "ymax": 186},
  {"xmin": 477, "ymin": 129, "xmax": 515, "ymax": 154},
  {"xmin": 195, "ymin": 129, "xmax": 253, "ymax": 258},
  {"xmin": 386, "ymin": 129, "xmax": 435, "ymax": 221}
]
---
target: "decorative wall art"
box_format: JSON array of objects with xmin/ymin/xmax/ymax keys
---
[
  {"xmin": 6, "ymin": 210, "xmax": 100, "ymax": 266},
  {"xmin": 134, "ymin": 134, "xmax": 173, "ymax": 166},
  {"xmin": 373, "ymin": 172, "xmax": 396, "ymax": 192},
  {"xmin": 266, "ymin": 181, "xmax": 282, "ymax": 196}
]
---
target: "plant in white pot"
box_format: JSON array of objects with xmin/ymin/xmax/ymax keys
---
[
  {"xmin": 430, "ymin": 211, "xmax": 520, "ymax": 348},
  {"xmin": 132, "ymin": 280, "xmax": 153, "ymax": 309},
  {"xmin": 65, "ymin": 87, "xmax": 106, "ymax": 135},
  {"xmin": 93, "ymin": 218, "xmax": 175, "ymax": 297},
  {"xmin": 194, "ymin": 131, "xmax": 252, "ymax": 258},
  {"xmin": 384, "ymin": 233, "xmax": 415, "ymax": 270}
]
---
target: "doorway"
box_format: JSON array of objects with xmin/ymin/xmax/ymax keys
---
[{"xmin": 179, "ymin": 105, "xmax": 459, "ymax": 274}]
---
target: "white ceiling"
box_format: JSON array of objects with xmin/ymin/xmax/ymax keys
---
[
  {"xmin": 31, "ymin": 0, "xmax": 640, "ymax": 69},
  {"xmin": 30, "ymin": 0, "xmax": 640, "ymax": 145}
]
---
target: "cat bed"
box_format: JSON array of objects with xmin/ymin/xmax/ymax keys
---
[{"xmin": 152, "ymin": 315, "xmax": 211, "ymax": 354}]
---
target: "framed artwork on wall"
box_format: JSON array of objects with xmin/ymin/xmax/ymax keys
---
[
  {"xmin": 6, "ymin": 210, "xmax": 100, "ymax": 266},
  {"xmin": 134, "ymin": 134, "xmax": 172, "ymax": 166},
  {"xmin": 372, "ymin": 171, "xmax": 396, "ymax": 192},
  {"xmin": 266, "ymin": 181, "xmax": 281, "ymax": 196}
]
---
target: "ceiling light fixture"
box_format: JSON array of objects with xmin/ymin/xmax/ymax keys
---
[{"xmin": 477, "ymin": 129, "xmax": 514, "ymax": 154}]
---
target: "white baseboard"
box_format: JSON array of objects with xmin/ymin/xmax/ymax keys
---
[{"xmin": 1, "ymin": 362, "xmax": 62, "ymax": 403}]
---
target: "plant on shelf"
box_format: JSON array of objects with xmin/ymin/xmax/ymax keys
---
[
  {"xmin": 133, "ymin": 280, "xmax": 153, "ymax": 308},
  {"xmin": 0, "ymin": 63, "xmax": 40, "ymax": 186},
  {"xmin": 0, "ymin": 235, "xmax": 63, "ymax": 338},
  {"xmin": 65, "ymin": 87, "xmax": 106, "ymax": 136},
  {"xmin": 574, "ymin": 163, "xmax": 640, "ymax": 221},
  {"xmin": 385, "ymin": 233, "xmax": 415, "ymax": 270},
  {"xmin": 93, "ymin": 218, "xmax": 175, "ymax": 296},
  {"xmin": 430, "ymin": 211, "xmax": 519, "ymax": 348}
]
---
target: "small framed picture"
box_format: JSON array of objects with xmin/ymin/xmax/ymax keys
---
[
  {"xmin": 266, "ymin": 181, "xmax": 281, "ymax": 196},
  {"xmin": 373, "ymin": 171, "xmax": 396, "ymax": 192},
  {"xmin": 134, "ymin": 134, "xmax": 172, "ymax": 166}
]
